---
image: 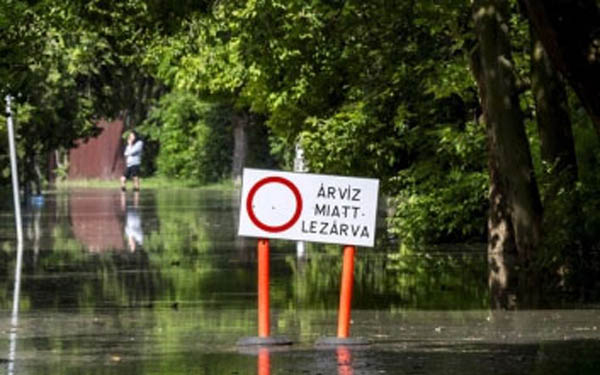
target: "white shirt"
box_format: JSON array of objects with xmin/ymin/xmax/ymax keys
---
[{"xmin": 124, "ymin": 140, "xmax": 143, "ymax": 167}]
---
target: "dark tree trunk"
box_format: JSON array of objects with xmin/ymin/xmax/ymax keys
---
[
  {"xmin": 523, "ymin": 0, "xmax": 600, "ymax": 137},
  {"xmin": 471, "ymin": 47, "xmax": 520, "ymax": 309},
  {"xmin": 472, "ymin": 0, "xmax": 544, "ymax": 308},
  {"xmin": 531, "ymin": 28, "xmax": 578, "ymax": 186},
  {"xmin": 232, "ymin": 111, "xmax": 248, "ymax": 185},
  {"xmin": 486, "ymin": 144, "xmax": 522, "ymax": 309},
  {"xmin": 531, "ymin": 26, "xmax": 589, "ymax": 293}
]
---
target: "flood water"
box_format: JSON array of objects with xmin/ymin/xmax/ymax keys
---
[{"xmin": 1, "ymin": 188, "xmax": 599, "ymax": 374}]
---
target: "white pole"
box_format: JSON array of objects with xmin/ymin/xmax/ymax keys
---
[
  {"xmin": 5, "ymin": 94, "xmax": 23, "ymax": 375},
  {"xmin": 294, "ymin": 143, "xmax": 306, "ymax": 258},
  {"xmin": 5, "ymin": 95, "xmax": 23, "ymax": 243}
]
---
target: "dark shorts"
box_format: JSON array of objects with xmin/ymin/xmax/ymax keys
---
[{"xmin": 123, "ymin": 165, "xmax": 140, "ymax": 179}]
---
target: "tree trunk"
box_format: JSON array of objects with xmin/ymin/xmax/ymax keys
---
[
  {"xmin": 523, "ymin": 0, "xmax": 600, "ymax": 137},
  {"xmin": 471, "ymin": 46, "xmax": 520, "ymax": 309},
  {"xmin": 531, "ymin": 29, "xmax": 578, "ymax": 187},
  {"xmin": 531, "ymin": 26, "xmax": 588, "ymax": 292},
  {"xmin": 232, "ymin": 111, "xmax": 248, "ymax": 185},
  {"xmin": 472, "ymin": 0, "xmax": 544, "ymax": 308}
]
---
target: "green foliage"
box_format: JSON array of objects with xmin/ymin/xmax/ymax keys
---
[
  {"xmin": 300, "ymin": 102, "xmax": 403, "ymax": 182},
  {"xmin": 143, "ymin": 11, "xmax": 247, "ymax": 102},
  {"xmin": 390, "ymin": 169, "xmax": 488, "ymax": 246},
  {"xmin": 0, "ymin": 1, "xmax": 118, "ymax": 188},
  {"xmin": 229, "ymin": 0, "xmax": 485, "ymax": 244},
  {"xmin": 138, "ymin": 91, "xmax": 232, "ymax": 183},
  {"xmin": 0, "ymin": 0, "xmax": 177, "ymax": 190},
  {"xmin": 2, "ymin": 1, "xmax": 114, "ymax": 142},
  {"xmin": 383, "ymin": 107, "xmax": 489, "ymax": 245}
]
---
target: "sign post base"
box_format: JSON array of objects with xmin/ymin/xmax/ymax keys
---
[{"xmin": 237, "ymin": 336, "xmax": 293, "ymax": 346}]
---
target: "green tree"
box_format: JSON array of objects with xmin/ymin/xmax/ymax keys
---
[
  {"xmin": 144, "ymin": 8, "xmax": 265, "ymax": 182},
  {"xmin": 138, "ymin": 90, "xmax": 233, "ymax": 183},
  {"xmin": 0, "ymin": 0, "xmax": 179, "ymax": 190},
  {"xmin": 217, "ymin": 0, "xmax": 488, "ymax": 243},
  {"xmin": 1, "ymin": 0, "xmax": 114, "ymax": 192}
]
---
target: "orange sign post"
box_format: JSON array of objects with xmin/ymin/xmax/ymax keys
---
[
  {"xmin": 237, "ymin": 237, "xmax": 292, "ymax": 346},
  {"xmin": 337, "ymin": 245, "xmax": 356, "ymax": 338},
  {"xmin": 315, "ymin": 243, "xmax": 368, "ymax": 347},
  {"xmin": 258, "ymin": 239, "xmax": 270, "ymax": 338}
]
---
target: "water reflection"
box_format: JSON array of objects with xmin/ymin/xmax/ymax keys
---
[
  {"xmin": 8, "ymin": 240, "xmax": 23, "ymax": 375},
  {"xmin": 70, "ymin": 190, "xmax": 126, "ymax": 251},
  {"xmin": 336, "ymin": 346, "xmax": 354, "ymax": 375},
  {"xmin": 121, "ymin": 192, "xmax": 143, "ymax": 252},
  {"xmin": 258, "ymin": 348, "xmax": 270, "ymax": 375},
  {"xmin": 23, "ymin": 201, "xmax": 42, "ymax": 263},
  {"xmin": 246, "ymin": 346, "xmax": 358, "ymax": 375},
  {"xmin": 0, "ymin": 188, "xmax": 491, "ymax": 313}
]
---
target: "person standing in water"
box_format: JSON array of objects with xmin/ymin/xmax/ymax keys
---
[{"xmin": 121, "ymin": 130, "xmax": 144, "ymax": 192}]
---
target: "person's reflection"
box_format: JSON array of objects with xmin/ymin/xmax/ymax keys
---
[{"xmin": 121, "ymin": 191, "xmax": 143, "ymax": 252}]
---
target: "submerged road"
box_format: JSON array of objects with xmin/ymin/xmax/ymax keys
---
[{"xmin": 1, "ymin": 188, "xmax": 599, "ymax": 374}]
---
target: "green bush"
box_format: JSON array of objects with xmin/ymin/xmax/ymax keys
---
[
  {"xmin": 385, "ymin": 119, "xmax": 489, "ymax": 246},
  {"xmin": 139, "ymin": 91, "xmax": 233, "ymax": 184},
  {"xmin": 389, "ymin": 168, "xmax": 488, "ymax": 246}
]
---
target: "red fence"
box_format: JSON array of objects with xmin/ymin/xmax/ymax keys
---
[{"xmin": 69, "ymin": 119, "xmax": 125, "ymax": 180}]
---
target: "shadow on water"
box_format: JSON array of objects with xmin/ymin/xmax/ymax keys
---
[{"xmin": 0, "ymin": 188, "xmax": 599, "ymax": 374}]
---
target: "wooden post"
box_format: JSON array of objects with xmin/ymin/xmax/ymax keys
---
[
  {"xmin": 258, "ymin": 239, "xmax": 270, "ymax": 337},
  {"xmin": 337, "ymin": 245, "xmax": 355, "ymax": 338}
]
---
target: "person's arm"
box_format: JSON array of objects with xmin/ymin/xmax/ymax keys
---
[{"xmin": 128, "ymin": 140, "xmax": 143, "ymax": 156}]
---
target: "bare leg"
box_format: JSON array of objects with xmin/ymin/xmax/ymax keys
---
[
  {"xmin": 120, "ymin": 176, "xmax": 127, "ymax": 191},
  {"xmin": 133, "ymin": 176, "xmax": 140, "ymax": 191}
]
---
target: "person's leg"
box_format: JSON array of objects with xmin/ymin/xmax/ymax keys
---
[
  {"xmin": 132, "ymin": 165, "xmax": 140, "ymax": 191},
  {"xmin": 122, "ymin": 166, "xmax": 132, "ymax": 191}
]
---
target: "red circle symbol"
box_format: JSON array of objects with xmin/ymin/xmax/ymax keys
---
[{"xmin": 246, "ymin": 176, "xmax": 303, "ymax": 233}]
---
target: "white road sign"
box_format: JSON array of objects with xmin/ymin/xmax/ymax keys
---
[{"xmin": 238, "ymin": 168, "xmax": 379, "ymax": 247}]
